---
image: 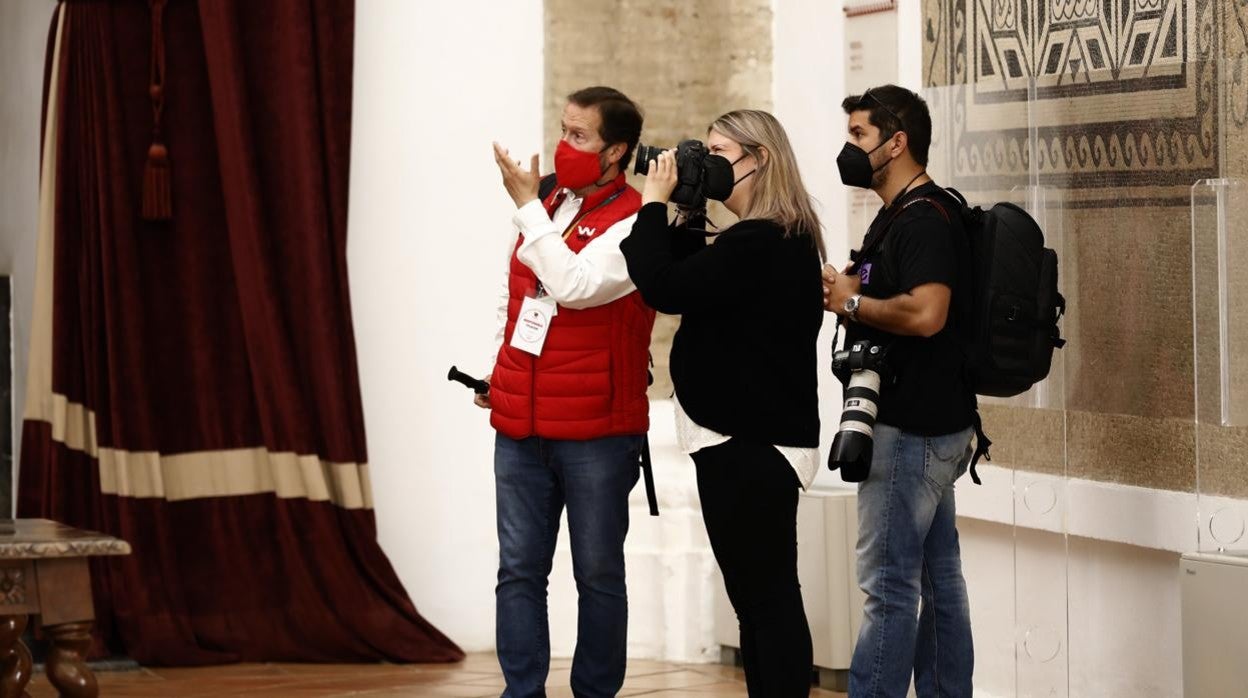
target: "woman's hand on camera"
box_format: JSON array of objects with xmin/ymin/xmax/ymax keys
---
[{"xmin": 641, "ymin": 149, "xmax": 679, "ymax": 206}]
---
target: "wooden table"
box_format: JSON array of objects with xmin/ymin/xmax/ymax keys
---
[{"xmin": 0, "ymin": 519, "xmax": 131, "ymax": 698}]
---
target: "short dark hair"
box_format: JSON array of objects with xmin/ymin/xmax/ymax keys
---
[
  {"xmin": 841, "ymin": 85, "xmax": 932, "ymax": 166},
  {"xmin": 567, "ymin": 86, "xmax": 644, "ymax": 171}
]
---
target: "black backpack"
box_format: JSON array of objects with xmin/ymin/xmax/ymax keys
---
[
  {"xmin": 923, "ymin": 189, "xmax": 1067, "ymax": 398},
  {"xmin": 874, "ymin": 188, "xmax": 1066, "ymax": 483}
]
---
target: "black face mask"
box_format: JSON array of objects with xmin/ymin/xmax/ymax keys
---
[
  {"xmin": 703, "ymin": 153, "xmax": 756, "ymax": 203},
  {"xmin": 701, "ymin": 154, "xmax": 736, "ymax": 202},
  {"xmin": 837, "ymin": 138, "xmax": 892, "ymax": 189}
]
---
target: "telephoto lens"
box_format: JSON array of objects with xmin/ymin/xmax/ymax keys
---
[{"xmin": 828, "ymin": 341, "xmax": 886, "ymax": 482}]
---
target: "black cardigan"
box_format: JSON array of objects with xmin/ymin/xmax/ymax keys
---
[{"xmin": 620, "ymin": 202, "xmax": 824, "ymax": 448}]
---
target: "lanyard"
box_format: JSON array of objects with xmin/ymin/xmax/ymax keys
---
[
  {"xmin": 888, "ymin": 170, "xmax": 928, "ymax": 210},
  {"xmin": 559, "ymin": 187, "xmax": 626, "ymax": 241},
  {"xmin": 534, "ymin": 186, "xmax": 627, "ymax": 298}
]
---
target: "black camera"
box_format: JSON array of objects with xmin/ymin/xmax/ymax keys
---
[
  {"xmin": 828, "ymin": 340, "xmax": 889, "ymax": 482},
  {"xmin": 634, "ymin": 140, "xmax": 735, "ymax": 209}
]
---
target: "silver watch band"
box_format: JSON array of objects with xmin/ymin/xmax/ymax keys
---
[{"xmin": 847, "ymin": 294, "xmax": 861, "ymax": 321}]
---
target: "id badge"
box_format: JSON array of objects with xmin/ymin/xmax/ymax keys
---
[{"xmin": 510, "ymin": 296, "xmax": 557, "ymax": 356}]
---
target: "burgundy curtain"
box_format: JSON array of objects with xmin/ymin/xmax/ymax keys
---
[{"xmin": 19, "ymin": 0, "xmax": 463, "ymax": 665}]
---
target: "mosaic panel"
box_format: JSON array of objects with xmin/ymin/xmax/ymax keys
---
[
  {"xmin": 923, "ymin": 0, "xmax": 1230, "ymax": 207},
  {"xmin": 923, "ymin": 0, "xmax": 1248, "ymax": 497}
]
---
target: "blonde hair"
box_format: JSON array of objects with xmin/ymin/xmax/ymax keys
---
[{"xmin": 709, "ymin": 110, "xmax": 826, "ymax": 261}]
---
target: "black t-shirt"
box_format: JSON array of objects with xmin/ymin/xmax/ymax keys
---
[{"xmin": 842, "ymin": 182, "xmax": 974, "ymax": 436}]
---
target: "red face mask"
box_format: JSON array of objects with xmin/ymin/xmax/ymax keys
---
[{"xmin": 554, "ymin": 140, "xmax": 610, "ymax": 190}]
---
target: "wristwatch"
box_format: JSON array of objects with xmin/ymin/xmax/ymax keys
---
[{"xmin": 843, "ymin": 294, "xmax": 862, "ymax": 321}]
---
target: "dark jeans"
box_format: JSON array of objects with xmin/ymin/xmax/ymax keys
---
[
  {"xmin": 692, "ymin": 437, "xmax": 813, "ymax": 698},
  {"xmin": 494, "ymin": 433, "xmax": 642, "ymax": 698}
]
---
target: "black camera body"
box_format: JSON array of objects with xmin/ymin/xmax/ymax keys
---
[
  {"xmin": 634, "ymin": 140, "xmax": 734, "ymax": 210},
  {"xmin": 828, "ymin": 340, "xmax": 889, "ymax": 482}
]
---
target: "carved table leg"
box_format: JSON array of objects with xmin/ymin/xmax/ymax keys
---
[
  {"xmin": 44, "ymin": 621, "xmax": 96, "ymax": 698},
  {"xmin": 0, "ymin": 615, "xmax": 32, "ymax": 698}
]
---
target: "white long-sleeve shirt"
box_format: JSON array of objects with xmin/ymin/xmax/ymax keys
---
[{"xmin": 488, "ymin": 191, "xmax": 639, "ymax": 370}]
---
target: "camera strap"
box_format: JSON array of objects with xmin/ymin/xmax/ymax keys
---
[
  {"xmin": 855, "ymin": 194, "xmax": 949, "ymax": 266},
  {"xmin": 640, "ymin": 436, "xmax": 659, "ymax": 516}
]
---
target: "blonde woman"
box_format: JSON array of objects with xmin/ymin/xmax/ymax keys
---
[{"xmin": 621, "ymin": 109, "xmax": 825, "ymax": 697}]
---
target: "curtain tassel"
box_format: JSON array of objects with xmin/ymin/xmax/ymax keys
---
[
  {"xmin": 142, "ymin": 139, "xmax": 172, "ymax": 220},
  {"xmin": 142, "ymin": 0, "xmax": 171, "ymax": 221}
]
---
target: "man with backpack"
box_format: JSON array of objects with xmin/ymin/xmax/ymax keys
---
[{"xmin": 823, "ymin": 84, "xmax": 977, "ymax": 698}]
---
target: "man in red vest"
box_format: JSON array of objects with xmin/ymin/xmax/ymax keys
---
[{"xmin": 483, "ymin": 86, "xmax": 655, "ymax": 698}]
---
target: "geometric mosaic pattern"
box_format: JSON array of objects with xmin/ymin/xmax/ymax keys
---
[
  {"xmin": 975, "ymin": 0, "xmax": 1188, "ymax": 99},
  {"xmin": 924, "ymin": 0, "xmax": 1223, "ymax": 205},
  {"xmin": 921, "ymin": 1, "xmax": 1248, "ymax": 501}
]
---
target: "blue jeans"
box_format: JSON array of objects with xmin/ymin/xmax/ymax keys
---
[
  {"xmin": 850, "ymin": 423, "xmax": 974, "ymax": 698},
  {"xmin": 494, "ymin": 433, "xmax": 642, "ymax": 698}
]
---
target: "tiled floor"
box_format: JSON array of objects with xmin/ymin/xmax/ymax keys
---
[{"xmin": 20, "ymin": 653, "xmax": 849, "ymax": 697}]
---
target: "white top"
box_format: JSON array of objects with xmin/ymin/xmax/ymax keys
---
[
  {"xmin": 673, "ymin": 396, "xmax": 820, "ymax": 491},
  {"xmin": 489, "ymin": 191, "xmax": 639, "ymax": 369}
]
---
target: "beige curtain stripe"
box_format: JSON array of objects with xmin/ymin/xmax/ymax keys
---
[{"xmin": 23, "ymin": 8, "xmax": 64, "ymax": 427}]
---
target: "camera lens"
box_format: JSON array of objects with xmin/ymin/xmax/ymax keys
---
[{"xmin": 633, "ymin": 144, "xmax": 666, "ymax": 176}]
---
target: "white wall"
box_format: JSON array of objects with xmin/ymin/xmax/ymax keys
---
[
  {"xmin": 773, "ymin": 0, "xmax": 851, "ymax": 488},
  {"xmin": 960, "ymin": 519, "xmax": 1184, "ymax": 698},
  {"xmin": 896, "ymin": 0, "xmax": 923, "ymax": 89},
  {"xmin": 348, "ymin": 0, "xmax": 545, "ymax": 651},
  {"xmin": 0, "ymin": 0, "xmax": 56, "ymax": 511}
]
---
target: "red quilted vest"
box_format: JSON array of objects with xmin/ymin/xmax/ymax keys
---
[{"xmin": 490, "ymin": 174, "xmax": 655, "ymax": 440}]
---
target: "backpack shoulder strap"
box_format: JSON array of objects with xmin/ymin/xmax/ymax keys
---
[
  {"xmin": 939, "ymin": 185, "xmax": 989, "ymax": 485},
  {"xmin": 904, "ymin": 190, "xmax": 993, "ymax": 485},
  {"xmin": 942, "ymin": 187, "xmax": 970, "ymax": 209},
  {"xmin": 967, "ymin": 405, "xmax": 990, "ymax": 486},
  {"xmin": 906, "ymin": 196, "xmax": 950, "ymax": 223}
]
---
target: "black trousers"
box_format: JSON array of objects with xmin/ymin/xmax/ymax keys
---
[{"xmin": 692, "ymin": 437, "xmax": 813, "ymax": 698}]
